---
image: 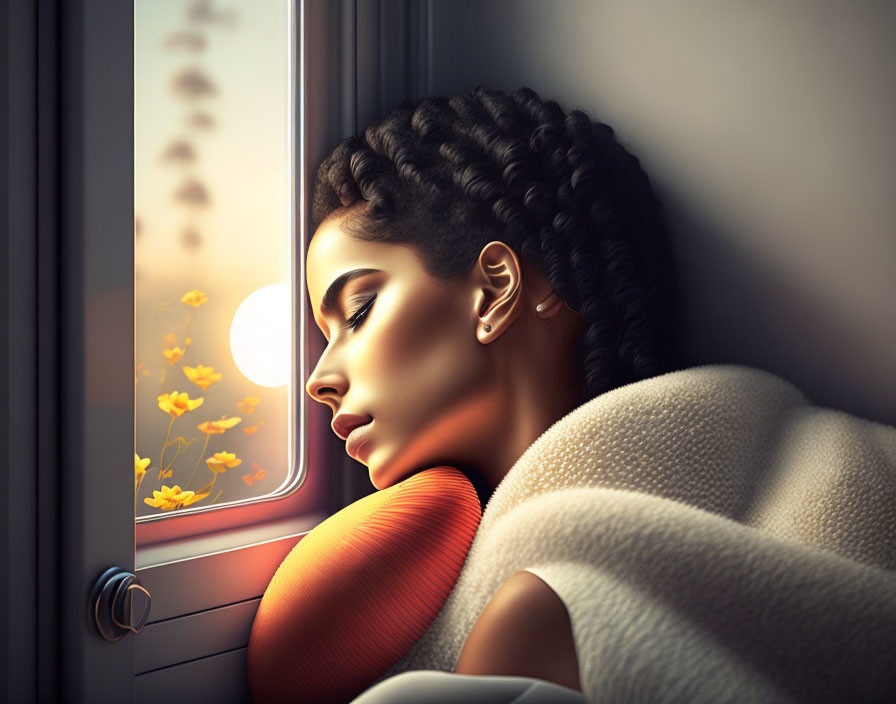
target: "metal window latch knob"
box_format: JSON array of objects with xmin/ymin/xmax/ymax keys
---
[{"xmin": 88, "ymin": 566, "xmax": 152, "ymax": 642}]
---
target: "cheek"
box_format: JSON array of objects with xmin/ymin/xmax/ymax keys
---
[{"xmin": 354, "ymin": 288, "xmax": 486, "ymax": 432}]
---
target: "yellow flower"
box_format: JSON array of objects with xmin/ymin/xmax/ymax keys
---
[
  {"xmin": 206, "ymin": 451, "xmax": 242, "ymax": 473},
  {"xmin": 135, "ymin": 361, "xmax": 150, "ymax": 382},
  {"xmin": 185, "ymin": 337, "xmax": 192, "ymax": 345},
  {"xmin": 181, "ymin": 289, "xmax": 208, "ymax": 307},
  {"xmin": 183, "ymin": 364, "xmax": 222, "ymax": 390},
  {"xmin": 135, "ymin": 453, "xmax": 150, "ymax": 489},
  {"xmin": 143, "ymin": 484, "xmax": 210, "ymax": 511},
  {"xmin": 242, "ymin": 465, "xmax": 266, "ymax": 486},
  {"xmin": 158, "ymin": 390, "xmax": 204, "ymax": 418},
  {"xmin": 163, "ymin": 346, "xmax": 185, "ymax": 366},
  {"xmin": 164, "ymin": 332, "xmax": 178, "ymax": 347},
  {"xmin": 237, "ymin": 396, "xmax": 260, "ymax": 414},
  {"xmin": 243, "ymin": 422, "xmax": 264, "ymax": 436},
  {"xmin": 197, "ymin": 416, "xmax": 242, "ymax": 434}
]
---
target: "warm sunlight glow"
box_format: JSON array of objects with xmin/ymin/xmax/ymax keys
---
[{"xmin": 230, "ymin": 284, "xmax": 291, "ymax": 388}]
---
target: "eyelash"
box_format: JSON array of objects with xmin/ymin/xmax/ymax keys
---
[{"xmin": 342, "ymin": 294, "xmax": 376, "ymax": 331}]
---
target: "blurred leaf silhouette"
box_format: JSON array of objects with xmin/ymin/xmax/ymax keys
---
[
  {"xmin": 173, "ymin": 178, "xmax": 211, "ymax": 207},
  {"xmin": 181, "ymin": 225, "xmax": 202, "ymax": 250},
  {"xmin": 185, "ymin": 111, "xmax": 216, "ymax": 131},
  {"xmin": 160, "ymin": 139, "xmax": 198, "ymax": 165},
  {"xmin": 164, "ymin": 31, "xmax": 207, "ymax": 51},
  {"xmin": 170, "ymin": 66, "xmax": 217, "ymax": 101},
  {"xmin": 188, "ymin": 0, "xmax": 238, "ymax": 26}
]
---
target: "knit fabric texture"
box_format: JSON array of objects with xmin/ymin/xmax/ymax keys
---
[{"xmin": 379, "ymin": 364, "xmax": 896, "ymax": 703}]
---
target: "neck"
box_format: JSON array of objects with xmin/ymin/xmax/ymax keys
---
[
  {"xmin": 478, "ymin": 387, "xmax": 581, "ymax": 491},
  {"xmin": 456, "ymin": 263, "xmax": 586, "ymax": 493},
  {"xmin": 473, "ymin": 330, "xmax": 584, "ymax": 491}
]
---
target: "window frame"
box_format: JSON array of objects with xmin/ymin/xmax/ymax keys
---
[
  {"xmin": 7, "ymin": 0, "xmax": 433, "ymax": 698},
  {"xmin": 134, "ymin": 0, "xmax": 437, "ymax": 564},
  {"xmin": 134, "ymin": 0, "xmax": 317, "ymax": 549}
]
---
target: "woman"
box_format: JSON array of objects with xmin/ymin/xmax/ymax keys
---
[{"xmin": 304, "ymin": 85, "xmax": 684, "ymax": 694}]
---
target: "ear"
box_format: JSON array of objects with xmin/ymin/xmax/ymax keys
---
[{"xmin": 471, "ymin": 241, "xmax": 523, "ymax": 344}]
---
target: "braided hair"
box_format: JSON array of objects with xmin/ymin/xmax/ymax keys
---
[{"xmin": 311, "ymin": 85, "xmax": 684, "ymax": 405}]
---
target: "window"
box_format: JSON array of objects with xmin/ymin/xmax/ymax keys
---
[{"xmin": 134, "ymin": 0, "xmax": 300, "ymax": 525}]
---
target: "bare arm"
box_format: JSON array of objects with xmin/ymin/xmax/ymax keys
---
[{"xmin": 454, "ymin": 570, "xmax": 583, "ymax": 692}]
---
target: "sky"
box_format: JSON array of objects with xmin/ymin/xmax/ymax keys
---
[
  {"xmin": 135, "ymin": 0, "xmax": 293, "ymax": 289},
  {"xmin": 134, "ymin": 0, "xmax": 295, "ymax": 516}
]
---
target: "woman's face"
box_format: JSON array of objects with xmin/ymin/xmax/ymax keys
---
[{"xmin": 305, "ymin": 210, "xmax": 503, "ymax": 490}]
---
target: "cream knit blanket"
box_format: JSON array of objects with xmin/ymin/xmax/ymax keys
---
[{"xmin": 378, "ymin": 364, "xmax": 896, "ymax": 703}]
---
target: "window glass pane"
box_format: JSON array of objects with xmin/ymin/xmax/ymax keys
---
[{"xmin": 135, "ymin": 0, "xmax": 295, "ymax": 519}]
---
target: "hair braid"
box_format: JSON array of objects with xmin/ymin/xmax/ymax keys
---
[{"xmin": 312, "ymin": 85, "xmax": 684, "ymax": 402}]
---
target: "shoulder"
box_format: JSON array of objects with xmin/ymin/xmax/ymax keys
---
[{"xmin": 454, "ymin": 570, "xmax": 582, "ymax": 692}]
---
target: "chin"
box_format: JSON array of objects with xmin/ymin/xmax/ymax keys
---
[
  {"xmin": 364, "ymin": 453, "xmax": 388, "ymax": 491},
  {"xmin": 369, "ymin": 466, "xmax": 399, "ymax": 491},
  {"xmin": 368, "ymin": 455, "xmax": 418, "ymax": 491}
]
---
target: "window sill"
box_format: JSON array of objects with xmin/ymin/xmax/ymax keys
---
[
  {"xmin": 136, "ymin": 511, "xmax": 326, "ymax": 570},
  {"xmin": 136, "ymin": 512, "xmax": 328, "ymax": 621}
]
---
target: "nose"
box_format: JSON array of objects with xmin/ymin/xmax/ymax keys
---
[{"xmin": 305, "ymin": 357, "xmax": 348, "ymax": 407}]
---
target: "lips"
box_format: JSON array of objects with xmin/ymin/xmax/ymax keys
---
[
  {"xmin": 345, "ymin": 421, "xmax": 374, "ymax": 460},
  {"xmin": 332, "ymin": 413, "xmax": 374, "ymax": 459},
  {"xmin": 332, "ymin": 413, "xmax": 372, "ymax": 440}
]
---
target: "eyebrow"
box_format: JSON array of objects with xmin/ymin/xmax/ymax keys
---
[{"xmin": 320, "ymin": 268, "xmax": 381, "ymax": 316}]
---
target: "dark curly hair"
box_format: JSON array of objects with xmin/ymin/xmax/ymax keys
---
[{"xmin": 311, "ymin": 85, "xmax": 685, "ymax": 405}]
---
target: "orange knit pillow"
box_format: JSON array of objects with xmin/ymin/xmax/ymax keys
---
[{"xmin": 246, "ymin": 466, "xmax": 482, "ymax": 704}]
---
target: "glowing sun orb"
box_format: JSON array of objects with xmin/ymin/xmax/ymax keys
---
[{"xmin": 230, "ymin": 283, "xmax": 291, "ymax": 388}]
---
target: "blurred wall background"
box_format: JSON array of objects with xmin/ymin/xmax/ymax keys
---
[{"xmin": 416, "ymin": 0, "xmax": 895, "ymax": 426}]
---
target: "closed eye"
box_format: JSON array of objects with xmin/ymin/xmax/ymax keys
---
[{"xmin": 342, "ymin": 293, "xmax": 376, "ymax": 331}]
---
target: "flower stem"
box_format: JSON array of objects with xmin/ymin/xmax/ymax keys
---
[
  {"xmin": 187, "ymin": 433, "xmax": 210, "ymax": 490},
  {"xmin": 158, "ymin": 416, "xmax": 174, "ymax": 479},
  {"xmin": 160, "ymin": 436, "xmax": 198, "ymax": 483}
]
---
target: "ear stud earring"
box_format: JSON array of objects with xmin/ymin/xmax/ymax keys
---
[
  {"xmin": 535, "ymin": 290, "xmax": 564, "ymax": 319},
  {"xmin": 484, "ymin": 324, "xmax": 492, "ymax": 333}
]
